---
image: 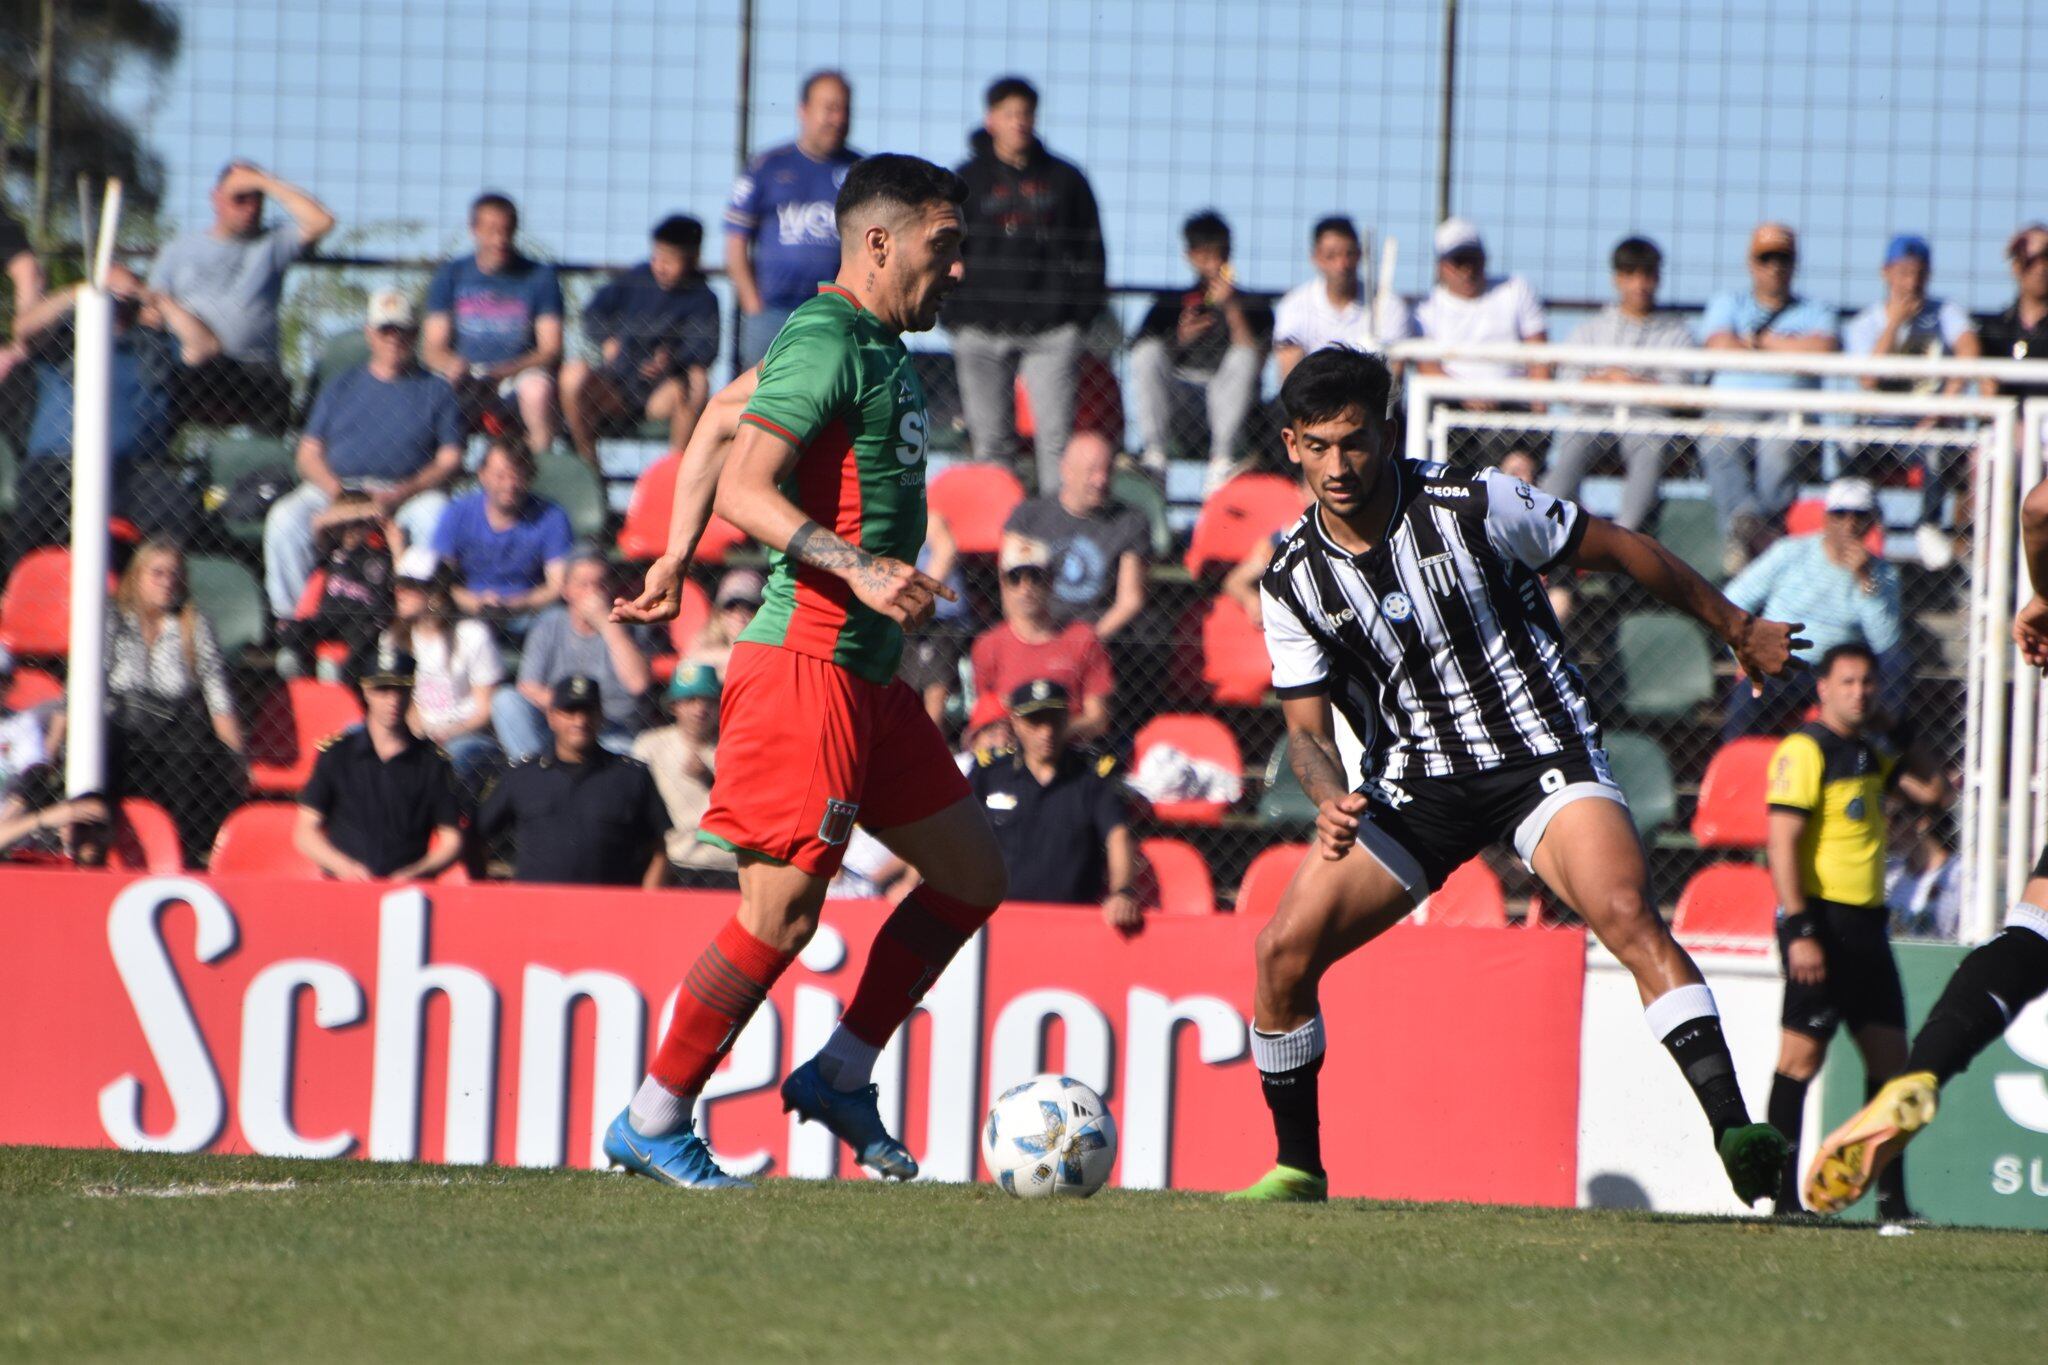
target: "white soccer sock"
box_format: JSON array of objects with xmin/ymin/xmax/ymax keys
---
[
  {"xmin": 1249, "ymin": 1013, "xmax": 1326, "ymax": 1074},
  {"xmin": 2008, "ymin": 902, "xmax": 2048, "ymax": 942},
  {"xmin": 815, "ymin": 1028, "xmax": 882, "ymax": 1092},
  {"xmin": 1642, "ymin": 982, "xmax": 1719, "ymax": 1041},
  {"xmin": 628, "ymin": 1076, "xmax": 693, "ymax": 1136}
]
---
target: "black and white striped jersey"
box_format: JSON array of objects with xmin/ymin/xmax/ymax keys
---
[{"xmin": 1260, "ymin": 459, "xmax": 1602, "ymax": 785}]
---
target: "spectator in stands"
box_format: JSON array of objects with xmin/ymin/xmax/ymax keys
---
[
  {"xmin": 1002, "ymin": 430, "xmax": 1149, "ymax": 640},
  {"xmin": 971, "ymin": 535, "xmax": 1113, "ymax": 742},
  {"xmin": 423, "ymin": 191, "xmax": 564, "ymax": 452},
  {"xmin": 632, "ymin": 661, "xmax": 737, "ymax": 888},
  {"xmin": 1131, "ymin": 210, "xmax": 1272, "ymax": 489},
  {"xmin": 1274, "ymin": 216, "xmax": 1369, "ymax": 378},
  {"xmin": 0, "ymin": 203, "xmax": 46, "ymax": 438},
  {"xmin": 946, "ymin": 75, "xmax": 1108, "ymax": 494},
  {"xmin": 1408, "ymin": 217, "xmax": 1550, "ymax": 393},
  {"xmin": 1722, "ymin": 477, "xmax": 1902, "ymax": 738},
  {"xmin": 828, "ymin": 826, "xmax": 915, "ymax": 902},
  {"xmin": 0, "ymin": 646, "xmax": 59, "ymax": 791},
  {"xmin": 429, "ymin": 437, "xmax": 572, "ymax": 627},
  {"xmin": 384, "ymin": 548, "xmax": 504, "ymax": 792},
  {"xmin": 725, "ymin": 70, "xmax": 859, "ymax": 369},
  {"xmin": 1, "ymin": 202, "xmax": 40, "ymax": 321},
  {"xmin": 967, "ymin": 680, "xmax": 1137, "ymax": 933},
  {"xmin": 497, "ymin": 552, "xmax": 653, "ymax": 760},
  {"xmin": 1842, "ymin": 235, "xmax": 1981, "ymax": 571},
  {"xmin": 149, "ymin": 160, "xmax": 335, "ymax": 431},
  {"xmin": 1495, "ymin": 447, "xmax": 1541, "ymax": 485},
  {"xmin": 274, "ymin": 492, "xmax": 397, "ymax": 681},
  {"xmin": 1697, "ymin": 222, "xmax": 1839, "ymax": 570},
  {"xmin": 13, "ymin": 264, "xmax": 217, "ymax": 548},
  {"xmin": 295, "ymin": 643, "xmax": 465, "ymax": 881},
  {"xmin": 1983, "ymin": 224, "xmax": 2048, "ymax": 399},
  {"xmin": 263, "ymin": 290, "xmax": 463, "ymax": 618},
  {"xmin": 687, "ymin": 569, "xmax": 763, "ymax": 676},
  {"xmin": 1540, "ymin": 236, "xmax": 1694, "ymax": 532},
  {"xmin": 104, "ymin": 541, "xmax": 246, "ymax": 864},
  {"xmin": 0, "ymin": 791, "xmax": 107, "ymax": 862},
  {"xmin": 561, "ymin": 214, "xmax": 720, "ymax": 464},
  {"xmin": 477, "ymin": 674, "xmax": 669, "ymax": 888},
  {"xmin": 1887, "ymin": 804, "xmax": 1961, "ymax": 941}
]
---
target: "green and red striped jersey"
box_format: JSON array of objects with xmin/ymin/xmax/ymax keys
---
[{"xmin": 735, "ymin": 283, "xmax": 930, "ymax": 683}]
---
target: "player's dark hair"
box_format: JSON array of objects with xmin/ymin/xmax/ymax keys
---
[
  {"xmin": 470, "ymin": 191, "xmax": 518, "ymax": 228},
  {"xmin": 1818, "ymin": 641, "xmax": 1878, "ymax": 676},
  {"xmin": 1183, "ymin": 210, "xmax": 1231, "ymax": 256},
  {"xmin": 653, "ymin": 214, "xmax": 703, "ymax": 254},
  {"xmin": 801, "ymin": 68, "xmax": 849, "ymax": 103},
  {"xmin": 1612, "ymin": 236, "xmax": 1663, "ymax": 274},
  {"xmin": 1312, "ymin": 215, "xmax": 1360, "ymax": 246},
  {"xmin": 985, "ymin": 75, "xmax": 1039, "ymax": 110},
  {"xmin": 1281, "ymin": 346, "xmax": 1393, "ymax": 429},
  {"xmin": 835, "ymin": 154, "xmax": 968, "ymax": 229}
]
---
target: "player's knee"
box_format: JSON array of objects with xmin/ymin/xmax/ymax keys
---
[
  {"xmin": 1254, "ymin": 918, "xmax": 1315, "ymax": 988},
  {"xmin": 560, "ymin": 358, "xmax": 589, "ymax": 393},
  {"xmin": 1597, "ymin": 886, "xmax": 1666, "ymax": 960}
]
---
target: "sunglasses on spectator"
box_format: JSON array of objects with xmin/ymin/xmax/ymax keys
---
[
  {"xmin": 228, "ymin": 191, "xmax": 263, "ymax": 204},
  {"xmin": 2019, "ymin": 251, "xmax": 2048, "ymax": 270},
  {"xmin": 373, "ymin": 324, "xmax": 416, "ymax": 337},
  {"xmin": 1443, "ymin": 249, "xmax": 1484, "ymax": 268},
  {"xmin": 1753, "ymin": 250, "xmax": 1796, "ymax": 266},
  {"xmin": 1003, "ymin": 566, "xmax": 1049, "ymax": 585}
]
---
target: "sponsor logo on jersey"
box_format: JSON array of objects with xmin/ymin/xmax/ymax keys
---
[
  {"xmin": 775, "ymin": 201, "xmax": 839, "ymax": 246},
  {"xmin": 895, "ymin": 409, "xmax": 928, "ymax": 465},
  {"xmin": 1380, "ymin": 591, "xmax": 1414, "ymax": 623},
  {"xmin": 1428, "ymin": 484, "xmax": 1470, "ymax": 500}
]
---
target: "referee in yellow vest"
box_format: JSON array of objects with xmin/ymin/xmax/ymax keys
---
[{"xmin": 1763, "ymin": 642, "xmax": 1946, "ymax": 1219}]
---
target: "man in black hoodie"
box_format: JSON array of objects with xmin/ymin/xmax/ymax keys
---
[{"xmin": 945, "ymin": 76, "xmax": 1108, "ymax": 494}]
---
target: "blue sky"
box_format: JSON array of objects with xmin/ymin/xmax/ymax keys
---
[{"xmin": 123, "ymin": 0, "xmax": 2048, "ymax": 315}]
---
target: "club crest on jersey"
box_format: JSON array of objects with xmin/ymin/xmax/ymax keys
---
[
  {"xmin": 818, "ymin": 798, "xmax": 859, "ymax": 846},
  {"xmin": 1417, "ymin": 551, "xmax": 1458, "ymax": 597},
  {"xmin": 1380, "ymin": 591, "xmax": 1414, "ymax": 623}
]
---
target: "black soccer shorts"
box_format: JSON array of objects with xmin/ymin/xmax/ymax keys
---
[
  {"xmin": 1350, "ymin": 747, "xmax": 1628, "ymax": 900},
  {"xmin": 1777, "ymin": 898, "xmax": 1909, "ymax": 1039}
]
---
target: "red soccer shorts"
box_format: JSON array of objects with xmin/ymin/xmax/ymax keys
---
[{"xmin": 698, "ymin": 641, "xmax": 971, "ymax": 876}]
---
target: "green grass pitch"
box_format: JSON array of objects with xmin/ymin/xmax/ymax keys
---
[{"xmin": 2, "ymin": 1147, "xmax": 2041, "ymax": 1362}]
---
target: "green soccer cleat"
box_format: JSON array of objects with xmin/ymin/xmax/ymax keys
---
[
  {"xmin": 1224, "ymin": 1165, "xmax": 1329, "ymax": 1203},
  {"xmin": 1718, "ymin": 1122, "xmax": 1791, "ymax": 1205}
]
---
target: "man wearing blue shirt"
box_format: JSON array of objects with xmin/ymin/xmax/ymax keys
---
[
  {"xmin": 1696, "ymin": 223, "xmax": 1839, "ymax": 571},
  {"xmin": 723, "ymin": 70, "xmax": 857, "ymax": 368},
  {"xmin": 560, "ymin": 215, "xmax": 721, "ymax": 463},
  {"xmin": 431, "ymin": 437, "xmax": 574, "ymax": 623},
  {"xmin": 264, "ymin": 290, "xmax": 464, "ymax": 617},
  {"xmin": 1841, "ymin": 234, "xmax": 1982, "ymax": 570},
  {"xmin": 423, "ymin": 192, "xmax": 565, "ymax": 454}
]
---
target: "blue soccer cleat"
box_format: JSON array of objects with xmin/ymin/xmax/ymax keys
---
[
  {"xmin": 780, "ymin": 1058, "xmax": 919, "ymax": 1181},
  {"xmin": 602, "ymin": 1109, "xmax": 752, "ymax": 1190}
]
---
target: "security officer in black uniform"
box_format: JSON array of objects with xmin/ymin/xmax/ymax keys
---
[
  {"xmin": 476, "ymin": 674, "xmax": 670, "ymax": 888},
  {"xmin": 968, "ymin": 679, "xmax": 1138, "ymax": 932},
  {"xmin": 295, "ymin": 644, "xmax": 466, "ymax": 881}
]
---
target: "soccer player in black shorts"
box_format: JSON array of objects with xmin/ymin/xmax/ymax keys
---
[
  {"xmin": 1805, "ymin": 480, "xmax": 2048, "ymax": 1214},
  {"xmin": 1227, "ymin": 347, "xmax": 1809, "ymax": 1204},
  {"xmin": 1762, "ymin": 643, "xmax": 1946, "ymax": 1219}
]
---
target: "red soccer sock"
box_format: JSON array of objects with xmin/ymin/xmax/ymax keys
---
[
  {"xmin": 648, "ymin": 917, "xmax": 797, "ymax": 1099},
  {"xmin": 839, "ymin": 886, "xmax": 997, "ymax": 1047}
]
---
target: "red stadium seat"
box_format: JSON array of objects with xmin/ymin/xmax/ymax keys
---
[
  {"xmin": 4, "ymin": 666, "xmax": 62, "ymax": 710},
  {"xmin": 1691, "ymin": 736, "xmax": 1780, "ymax": 849},
  {"xmin": 652, "ymin": 577, "xmax": 716, "ymax": 683},
  {"xmin": 0, "ymin": 548, "xmax": 77, "ymax": 657},
  {"xmin": 1132, "ymin": 712, "xmax": 1243, "ymax": 825},
  {"xmin": 210, "ymin": 802, "xmax": 322, "ymax": 877},
  {"xmin": 927, "ymin": 464, "xmax": 1027, "ymax": 556},
  {"xmin": 1673, "ymin": 863, "xmax": 1776, "ymax": 943},
  {"xmin": 1783, "ymin": 499, "xmax": 1883, "ymax": 554},
  {"xmin": 1138, "ymin": 836, "xmax": 1217, "ymax": 916},
  {"xmin": 247, "ymin": 679, "xmax": 364, "ymax": 796},
  {"xmin": 105, "ymin": 798, "xmax": 187, "ymax": 873},
  {"xmin": 1183, "ymin": 473, "xmax": 1307, "ymax": 576},
  {"xmin": 1417, "ymin": 858, "xmax": 1508, "ymax": 928},
  {"xmin": 1235, "ymin": 843, "xmax": 1308, "ymax": 919},
  {"xmin": 1179, "ymin": 595, "xmax": 1272, "ymax": 705},
  {"xmin": 619, "ymin": 453, "xmax": 750, "ymax": 563}
]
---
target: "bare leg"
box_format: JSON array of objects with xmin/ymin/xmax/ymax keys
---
[
  {"xmin": 1529, "ymin": 795, "xmax": 1699, "ymax": 1003},
  {"xmin": 1253, "ymin": 845, "xmax": 1417, "ymax": 1032},
  {"xmin": 516, "ymin": 369, "xmax": 558, "ymax": 453},
  {"xmin": 560, "ymin": 359, "xmax": 601, "ymax": 461}
]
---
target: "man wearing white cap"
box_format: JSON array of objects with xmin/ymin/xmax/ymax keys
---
[
  {"xmin": 1722, "ymin": 476, "xmax": 1903, "ymax": 737},
  {"xmin": 1409, "ymin": 217, "xmax": 1549, "ymax": 389},
  {"xmin": 263, "ymin": 288, "xmax": 464, "ymax": 618}
]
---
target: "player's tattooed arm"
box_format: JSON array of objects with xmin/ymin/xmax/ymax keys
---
[
  {"xmin": 787, "ymin": 518, "xmax": 887, "ymax": 591},
  {"xmin": 1288, "ymin": 726, "xmax": 1351, "ymax": 808},
  {"xmin": 785, "ymin": 518, "xmax": 955, "ymax": 627}
]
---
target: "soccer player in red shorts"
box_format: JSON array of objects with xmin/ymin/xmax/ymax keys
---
[{"xmin": 602, "ymin": 153, "xmax": 1009, "ymax": 1189}]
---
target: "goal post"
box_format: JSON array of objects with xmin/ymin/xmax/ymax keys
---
[{"xmin": 65, "ymin": 178, "xmax": 124, "ymax": 805}]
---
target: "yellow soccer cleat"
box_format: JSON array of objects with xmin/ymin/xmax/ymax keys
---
[
  {"xmin": 1224, "ymin": 1165, "xmax": 1329, "ymax": 1203},
  {"xmin": 1802, "ymin": 1071, "xmax": 1940, "ymax": 1215}
]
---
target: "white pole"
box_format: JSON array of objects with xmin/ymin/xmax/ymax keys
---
[
  {"xmin": 2006, "ymin": 405, "xmax": 2042, "ymax": 909},
  {"xmin": 1973, "ymin": 408, "xmax": 2020, "ymax": 944},
  {"xmin": 64, "ymin": 178, "xmax": 121, "ymax": 803}
]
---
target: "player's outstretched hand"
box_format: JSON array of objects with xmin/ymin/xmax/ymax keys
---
[
  {"xmin": 612, "ymin": 553, "xmax": 687, "ymax": 624},
  {"xmin": 1315, "ymin": 792, "xmax": 1367, "ymax": 861},
  {"xmin": 1732, "ymin": 615, "xmax": 1810, "ymax": 695},
  {"xmin": 2016, "ymin": 595, "xmax": 2048, "ymax": 670},
  {"xmin": 851, "ymin": 556, "xmax": 957, "ymax": 628}
]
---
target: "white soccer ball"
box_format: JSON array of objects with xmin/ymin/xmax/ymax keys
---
[{"xmin": 980, "ymin": 1074, "xmax": 1118, "ymax": 1199}]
